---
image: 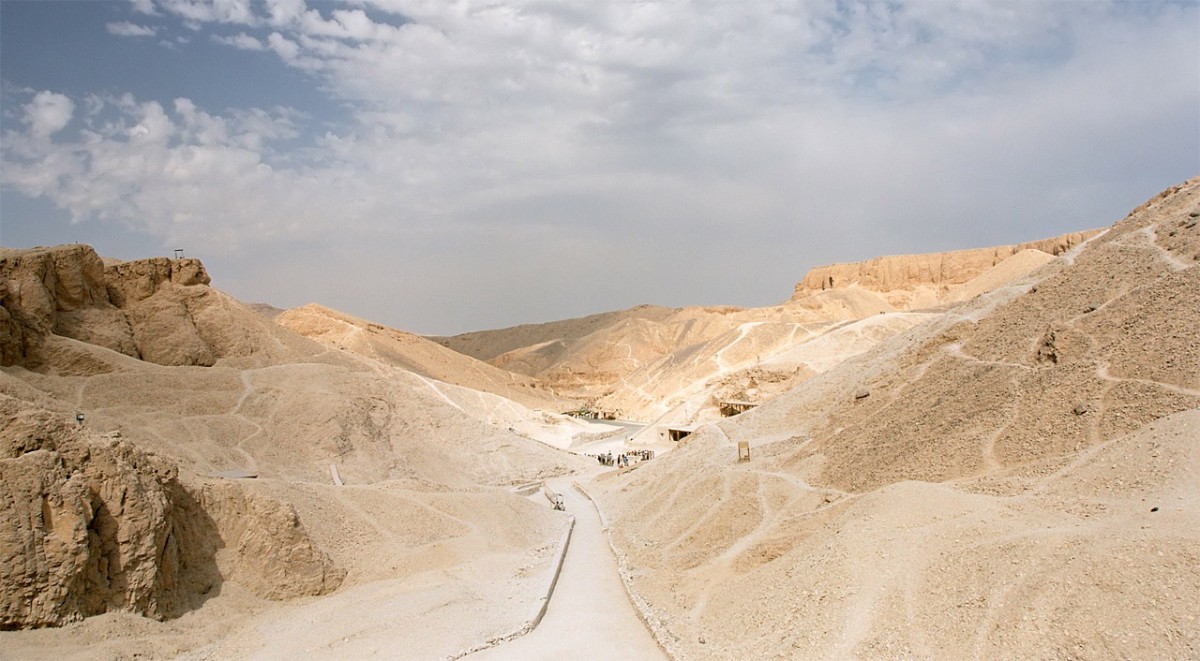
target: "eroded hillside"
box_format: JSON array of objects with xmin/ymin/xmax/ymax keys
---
[
  {"xmin": 593, "ymin": 178, "xmax": 1200, "ymax": 659},
  {"xmin": 0, "ymin": 246, "xmax": 586, "ymax": 656}
]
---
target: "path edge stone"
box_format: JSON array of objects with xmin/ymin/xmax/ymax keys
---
[
  {"xmin": 443, "ymin": 511, "xmax": 575, "ymax": 660},
  {"xmin": 574, "ymin": 480, "xmax": 679, "ymax": 661}
]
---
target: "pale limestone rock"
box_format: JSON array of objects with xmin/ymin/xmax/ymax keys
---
[
  {"xmin": 0, "ymin": 394, "xmax": 343, "ymax": 629},
  {"xmin": 0, "ymin": 245, "xmax": 236, "ymax": 367},
  {"xmin": 0, "ymin": 396, "xmax": 185, "ymax": 628},
  {"xmin": 193, "ymin": 482, "xmax": 346, "ymax": 600},
  {"xmin": 104, "ymin": 257, "xmax": 210, "ymax": 307},
  {"xmin": 791, "ymin": 230, "xmax": 1101, "ymax": 304}
]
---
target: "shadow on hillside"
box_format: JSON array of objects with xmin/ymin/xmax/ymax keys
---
[{"xmin": 163, "ymin": 481, "xmax": 226, "ymax": 618}]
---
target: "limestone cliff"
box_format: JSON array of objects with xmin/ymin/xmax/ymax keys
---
[
  {"xmin": 0, "ymin": 245, "xmax": 213, "ymax": 367},
  {"xmin": 791, "ymin": 230, "xmax": 1101, "ymax": 305},
  {"xmin": 0, "ymin": 244, "xmax": 321, "ymax": 369},
  {"xmin": 0, "ymin": 395, "xmax": 195, "ymax": 628},
  {"xmin": 0, "ymin": 249, "xmax": 350, "ymax": 629}
]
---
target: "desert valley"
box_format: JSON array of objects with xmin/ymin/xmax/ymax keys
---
[{"xmin": 1, "ymin": 177, "xmax": 1197, "ymax": 659}]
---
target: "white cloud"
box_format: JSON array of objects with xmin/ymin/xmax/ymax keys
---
[
  {"xmin": 22, "ymin": 91, "xmax": 75, "ymax": 139},
  {"xmin": 1, "ymin": 93, "xmax": 331, "ymax": 247},
  {"xmin": 211, "ymin": 32, "xmax": 266, "ymax": 50},
  {"xmin": 266, "ymin": 32, "xmax": 302, "ymax": 63},
  {"xmin": 106, "ymin": 21, "xmax": 157, "ymax": 37},
  {"xmin": 152, "ymin": 0, "xmax": 256, "ymax": 25},
  {"xmin": 129, "ymin": 0, "xmax": 159, "ymax": 16},
  {"xmin": 264, "ymin": 0, "xmax": 305, "ymax": 27}
]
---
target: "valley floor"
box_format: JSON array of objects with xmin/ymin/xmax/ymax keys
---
[
  {"xmin": 0, "ymin": 463, "xmax": 672, "ymax": 661},
  {"xmin": 466, "ymin": 473, "xmax": 665, "ymax": 661}
]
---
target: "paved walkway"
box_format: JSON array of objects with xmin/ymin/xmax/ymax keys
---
[{"xmin": 466, "ymin": 476, "xmax": 666, "ymax": 661}]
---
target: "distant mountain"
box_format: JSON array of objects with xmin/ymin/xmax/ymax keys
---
[
  {"xmin": 430, "ymin": 230, "xmax": 1099, "ymax": 427},
  {"xmin": 431, "ymin": 304, "xmax": 679, "ymax": 362}
]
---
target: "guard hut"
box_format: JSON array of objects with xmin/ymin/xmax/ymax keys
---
[{"xmin": 719, "ymin": 400, "xmax": 757, "ymax": 417}]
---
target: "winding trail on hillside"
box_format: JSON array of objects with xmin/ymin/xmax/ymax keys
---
[
  {"xmin": 465, "ymin": 474, "xmax": 666, "ymax": 661},
  {"xmin": 228, "ymin": 369, "xmax": 263, "ymax": 473},
  {"xmin": 409, "ymin": 372, "xmax": 466, "ymax": 411}
]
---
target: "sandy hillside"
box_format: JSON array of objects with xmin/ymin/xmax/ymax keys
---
[
  {"xmin": 276, "ymin": 303, "xmax": 574, "ymax": 412},
  {"xmin": 594, "ymin": 178, "xmax": 1200, "ymax": 659},
  {"xmin": 0, "ymin": 246, "xmax": 591, "ymax": 658},
  {"xmin": 602, "ymin": 312, "xmax": 937, "ymax": 429},
  {"xmin": 434, "ymin": 232, "xmax": 1092, "ymax": 426},
  {"xmin": 432, "ymin": 304, "xmax": 681, "ymax": 363}
]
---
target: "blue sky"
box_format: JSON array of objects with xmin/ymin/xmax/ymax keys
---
[{"xmin": 2, "ymin": 0, "xmax": 1198, "ymax": 335}]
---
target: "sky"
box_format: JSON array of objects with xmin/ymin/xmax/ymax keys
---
[{"xmin": 1, "ymin": 1, "xmax": 1198, "ymax": 335}]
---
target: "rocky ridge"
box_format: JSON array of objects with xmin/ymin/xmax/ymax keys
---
[
  {"xmin": 791, "ymin": 230, "xmax": 1100, "ymax": 308},
  {"xmin": 1, "ymin": 246, "xmax": 207, "ymax": 366},
  {"xmin": 433, "ymin": 231, "xmax": 1096, "ymax": 421}
]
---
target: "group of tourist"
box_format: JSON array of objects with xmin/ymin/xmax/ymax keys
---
[{"xmin": 591, "ymin": 449, "xmax": 655, "ymax": 468}]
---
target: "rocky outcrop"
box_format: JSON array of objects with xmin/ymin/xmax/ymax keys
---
[
  {"xmin": 0, "ymin": 245, "xmax": 114, "ymax": 366},
  {"xmin": 104, "ymin": 257, "xmax": 210, "ymax": 307},
  {"xmin": 791, "ymin": 230, "xmax": 1100, "ymax": 301},
  {"xmin": 192, "ymin": 482, "xmax": 345, "ymax": 600},
  {"xmin": 0, "ymin": 395, "xmax": 196, "ymax": 628},
  {"xmin": 1, "ymin": 245, "xmax": 226, "ymax": 367},
  {"xmin": 0, "ymin": 279, "xmax": 41, "ymax": 366},
  {"xmin": 0, "ymin": 394, "xmax": 343, "ymax": 629}
]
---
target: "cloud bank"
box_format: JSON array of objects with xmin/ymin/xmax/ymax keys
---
[{"xmin": 2, "ymin": 1, "xmax": 1197, "ymax": 333}]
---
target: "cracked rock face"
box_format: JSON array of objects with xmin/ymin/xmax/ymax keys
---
[
  {"xmin": 0, "ymin": 245, "xmax": 213, "ymax": 367},
  {"xmin": 0, "ymin": 397, "xmax": 186, "ymax": 629},
  {"xmin": 791, "ymin": 230, "xmax": 1100, "ymax": 303},
  {"xmin": 0, "ymin": 394, "xmax": 345, "ymax": 630}
]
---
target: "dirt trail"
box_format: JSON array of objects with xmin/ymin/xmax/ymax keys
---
[{"xmin": 466, "ymin": 474, "xmax": 665, "ymax": 661}]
